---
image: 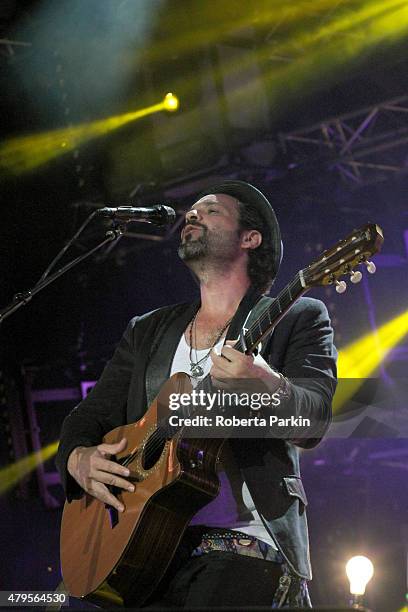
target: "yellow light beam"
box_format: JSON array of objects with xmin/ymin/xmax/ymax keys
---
[
  {"xmin": 0, "ymin": 441, "xmax": 59, "ymax": 495},
  {"xmin": 264, "ymin": 0, "xmax": 408, "ymax": 61},
  {"xmin": 221, "ymin": 0, "xmax": 408, "ymax": 118},
  {"xmin": 0, "ymin": 92, "xmax": 179, "ymax": 176},
  {"xmin": 334, "ymin": 309, "xmax": 408, "ymax": 411},
  {"xmin": 174, "ymin": 0, "xmax": 408, "ymax": 126},
  {"xmin": 141, "ymin": 0, "xmax": 354, "ymax": 65}
]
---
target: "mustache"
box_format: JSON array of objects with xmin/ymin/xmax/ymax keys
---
[{"xmin": 184, "ymin": 220, "xmax": 206, "ymax": 230}]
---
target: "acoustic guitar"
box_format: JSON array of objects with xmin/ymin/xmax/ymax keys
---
[{"xmin": 60, "ymin": 223, "xmax": 383, "ymax": 607}]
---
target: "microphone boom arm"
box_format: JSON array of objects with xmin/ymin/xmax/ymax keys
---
[
  {"xmin": 0, "ymin": 226, "xmax": 124, "ymax": 324},
  {"xmin": 1, "ymin": 204, "xmax": 177, "ymax": 324}
]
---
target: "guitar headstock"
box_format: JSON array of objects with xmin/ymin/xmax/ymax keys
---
[{"xmin": 302, "ymin": 223, "xmax": 384, "ymax": 293}]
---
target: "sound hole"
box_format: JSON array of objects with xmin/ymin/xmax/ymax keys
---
[{"xmin": 142, "ymin": 435, "xmax": 166, "ymax": 470}]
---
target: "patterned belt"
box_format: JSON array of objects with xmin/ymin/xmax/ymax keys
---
[
  {"xmin": 187, "ymin": 527, "xmax": 312, "ymax": 608},
  {"xmin": 191, "ymin": 528, "xmax": 283, "ymax": 563}
]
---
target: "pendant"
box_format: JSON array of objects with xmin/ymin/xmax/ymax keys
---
[{"xmin": 190, "ymin": 363, "xmax": 204, "ymax": 378}]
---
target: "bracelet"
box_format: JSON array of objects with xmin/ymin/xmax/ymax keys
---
[{"xmin": 274, "ymin": 373, "xmax": 292, "ymax": 400}]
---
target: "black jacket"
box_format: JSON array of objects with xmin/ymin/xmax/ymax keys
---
[{"xmin": 56, "ymin": 292, "xmax": 337, "ymax": 579}]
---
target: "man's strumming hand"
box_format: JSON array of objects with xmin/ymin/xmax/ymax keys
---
[{"xmin": 67, "ymin": 438, "xmax": 134, "ymax": 513}]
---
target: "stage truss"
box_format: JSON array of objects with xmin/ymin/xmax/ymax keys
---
[
  {"xmin": 0, "ymin": 38, "xmax": 31, "ymax": 58},
  {"xmin": 280, "ymin": 95, "xmax": 408, "ymax": 187}
]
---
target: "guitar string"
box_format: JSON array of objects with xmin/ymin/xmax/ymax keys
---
[{"xmin": 119, "ymin": 274, "xmax": 304, "ymax": 469}]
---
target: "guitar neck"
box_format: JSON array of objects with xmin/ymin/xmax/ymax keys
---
[{"xmin": 235, "ymin": 271, "xmax": 307, "ymax": 355}]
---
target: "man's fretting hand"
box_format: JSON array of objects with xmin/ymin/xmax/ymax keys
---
[
  {"xmin": 210, "ymin": 340, "xmax": 281, "ymax": 392},
  {"xmin": 67, "ymin": 437, "xmax": 134, "ymax": 513}
]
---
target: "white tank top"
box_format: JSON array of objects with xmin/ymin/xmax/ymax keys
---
[{"xmin": 170, "ymin": 332, "xmax": 277, "ymax": 548}]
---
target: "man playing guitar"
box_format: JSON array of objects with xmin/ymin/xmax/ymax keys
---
[{"xmin": 56, "ymin": 180, "xmax": 337, "ymax": 608}]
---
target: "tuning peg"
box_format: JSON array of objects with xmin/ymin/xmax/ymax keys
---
[
  {"xmin": 365, "ymin": 260, "xmax": 376, "ymax": 274},
  {"xmin": 350, "ymin": 270, "xmax": 362, "ymax": 284},
  {"xmin": 335, "ymin": 280, "xmax": 347, "ymax": 294}
]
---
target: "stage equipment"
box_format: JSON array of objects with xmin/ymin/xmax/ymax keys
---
[
  {"xmin": 0, "ymin": 368, "xmax": 30, "ymax": 498},
  {"xmin": 346, "ymin": 555, "xmax": 374, "ymax": 609},
  {"xmin": 281, "ymin": 95, "xmax": 408, "ymax": 187},
  {"xmin": 163, "ymin": 92, "xmax": 179, "ymax": 111}
]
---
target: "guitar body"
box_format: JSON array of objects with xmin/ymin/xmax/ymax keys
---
[{"xmin": 60, "ymin": 372, "xmax": 223, "ymax": 607}]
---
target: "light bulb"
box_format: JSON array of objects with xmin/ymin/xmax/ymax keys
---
[{"xmin": 346, "ymin": 555, "xmax": 374, "ymax": 596}]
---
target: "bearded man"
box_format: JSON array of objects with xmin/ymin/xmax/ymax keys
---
[{"xmin": 56, "ymin": 180, "xmax": 337, "ymax": 608}]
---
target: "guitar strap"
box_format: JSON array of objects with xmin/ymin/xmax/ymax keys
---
[
  {"xmin": 226, "ymin": 289, "xmax": 276, "ymax": 356},
  {"xmin": 225, "ymin": 286, "xmax": 264, "ymax": 343}
]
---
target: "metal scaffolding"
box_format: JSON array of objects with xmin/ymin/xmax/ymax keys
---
[
  {"xmin": 0, "ymin": 37, "xmax": 31, "ymax": 58},
  {"xmin": 280, "ymin": 95, "xmax": 408, "ymax": 186}
]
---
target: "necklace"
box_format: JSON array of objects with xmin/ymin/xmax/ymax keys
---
[{"xmin": 188, "ymin": 311, "xmax": 232, "ymax": 378}]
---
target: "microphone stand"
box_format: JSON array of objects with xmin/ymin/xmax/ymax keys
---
[{"xmin": 0, "ymin": 225, "xmax": 125, "ymax": 325}]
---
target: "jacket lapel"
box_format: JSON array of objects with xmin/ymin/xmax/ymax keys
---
[{"xmin": 145, "ymin": 301, "xmax": 199, "ymax": 406}]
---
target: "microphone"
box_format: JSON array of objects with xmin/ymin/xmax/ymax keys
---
[{"xmin": 96, "ymin": 205, "xmax": 176, "ymax": 226}]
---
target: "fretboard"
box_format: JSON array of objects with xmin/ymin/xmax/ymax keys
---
[{"xmin": 234, "ymin": 271, "xmax": 307, "ymax": 354}]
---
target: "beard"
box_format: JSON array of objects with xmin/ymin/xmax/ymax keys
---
[
  {"xmin": 178, "ymin": 231, "xmax": 208, "ymax": 261},
  {"xmin": 178, "ymin": 227, "xmax": 241, "ymax": 264}
]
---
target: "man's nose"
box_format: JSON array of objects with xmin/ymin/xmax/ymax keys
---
[{"xmin": 185, "ymin": 209, "xmax": 200, "ymax": 223}]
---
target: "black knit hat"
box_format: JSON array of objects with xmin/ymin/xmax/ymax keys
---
[{"xmin": 198, "ymin": 179, "xmax": 283, "ymax": 281}]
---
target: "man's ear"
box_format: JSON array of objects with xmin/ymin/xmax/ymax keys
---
[{"xmin": 241, "ymin": 229, "xmax": 262, "ymax": 250}]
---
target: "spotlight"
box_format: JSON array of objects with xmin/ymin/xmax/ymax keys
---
[
  {"xmin": 346, "ymin": 555, "xmax": 374, "ymax": 609},
  {"xmin": 163, "ymin": 92, "xmax": 179, "ymax": 112}
]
